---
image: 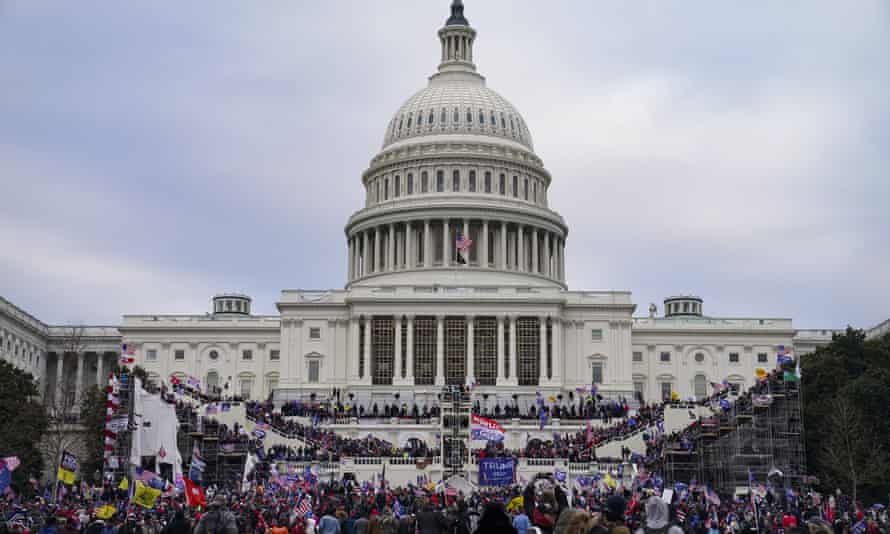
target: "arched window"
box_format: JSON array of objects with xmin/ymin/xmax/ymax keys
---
[
  {"xmin": 512, "ymin": 176, "xmax": 518, "ymax": 197},
  {"xmin": 490, "ymin": 111, "xmax": 496, "ymax": 126},
  {"xmin": 484, "ymin": 172, "xmax": 492, "ymax": 193},
  {"xmin": 479, "ymin": 110, "xmax": 485, "ymax": 124},
  {"xmin": 406, "ymin": 114, "xmax": 412, "ymax": 128},
  {"xmin": 441, "ymin": 108, "xmax": 447, "ymax": 124},
  {"xmin": 238, "ymin": 372, "xmax": 255, "ymax": 399},
  {"xmin": 206, "ymin": 371, "xmax": 219, "ymax": 390},
  {"xmin": 384, "ymin": 178, "xmax": 389, "ymax": 200},
  {"xmin": 407, "ymin": 173, "xmax": 414, "ymax": 195},
  {"xmin": 436, "ymin": 171, "xmax": 444, "ymax": 192},
  {"xmin": 469, "ymin": 170, "xmax": 476, "ymax": 192},
  {"xmin": 452, "ymin": 170, "xmax": 460, "ymax": 191},
  {"xmin": 523, "ymin": 178, "xmax": 529, "ymax": 200},
  {"xmin": 694, "ymin": 375, "xmax": 708, "ymax": 399},
  {"xmin": 421, "ymin": 171, "xmax": 429, "ymax": 193},
  {"xmin": 428, "ymin": 110, "xmax": 434, "ymax": 124},
  {"xmin": 394, "ymin": 175, "xmax": 401, "ymax": 197},
  {"xmin": 453, "ymin": 108, "xmax": 459, "ymax": 123},
  {"xmin": 499, "ymin": 174, "xmax": 506, "ymax": 195}
]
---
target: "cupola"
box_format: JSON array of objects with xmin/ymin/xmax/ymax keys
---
[
  {"xmin": 212, "ymin": 293, "xmax": 252, "ymax": 316},
  {"xmin": 664, "ymin": 295, "xmax": 704, "ymax": 317}
]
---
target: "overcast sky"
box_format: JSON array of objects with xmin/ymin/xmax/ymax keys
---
[{"xmin": 1, "ymin": 1, "xmax": 887, "ymax": 329}]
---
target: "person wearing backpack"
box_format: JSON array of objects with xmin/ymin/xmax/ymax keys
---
[
  {"xmin": 194, "ymin": 495, "xmax": 238, "ymax": 534},
  {"xmin": 633, "ymin": 497, "xmax": 682, "ymax": 534}
]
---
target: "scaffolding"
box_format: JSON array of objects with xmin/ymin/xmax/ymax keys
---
[
  {"xmin": 174, "ymin": 406, "xmax": 247, "ymax": 488},
  {"xmin": 440, "ymin": 385, "xmax": 472, "ymax": 481},
  {"xmin": 664, "ymin": 374, "xmax": 806, "ymax": 493}
]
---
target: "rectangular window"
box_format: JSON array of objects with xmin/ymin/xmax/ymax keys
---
[
  {"xmin": 634, "ymin": 381, "xmax": 644, "ymax": 400},
  {"xmin": 308, "ymin": 360, "xmax": 320, "ymax": 383},
  {"xmin": 242, "ymin": 349, "xmax": 253, "ymax": 361},
  {"xmin": 499, "ymin": 174, "xmax": 506, "ymax": 194},
  {"xmin": 372, "ymin": 316, "xmax": 395, "ymax": 385},
  {"xmin": 421, "ymin": 171, "xmax": 429, "ymax": 193},
  {"xmin": 270, "ymin": 350, "xmax": 280, "ymax": 361},
  {"xmin": 240, "ymin": 378, "xmax": 253, "ymax": 398},
  {"xmin": 309, "ymin": 327, "xmax": 321, "ymax": 340},
  {"xmin": 407, "ymin": 173, "xmax": 414, "ymax": 195},
  {"xmin": 384, "ymin": 178, "xmax": 389, "ymax": 200},
  {"xmin": 146, "ymin": 349, "xmax": 157, "ymax": 362},
  {"xmin": 517, "ymin": 317, "xmax": 541, "ymax": 386},
  {"xmin": 444, "ymin": 317, "xmax": 467, "ymax": 385},
  {"xmin": 376, "ymin": 181, "xmax": 381, "ymax": 202},
  {"xmin": 474, "ymin": 317, "xmax": 497, "ymax": 385},
  {"xmin": 757, "ymin": 352, "xmax": 768, "ymax": 363},
  {"xmin": 174, "ymin": 350, "xmax": 185, "ymax": 360},
  {"xmin": 484, "ymin": 172, "xmax": 492, "ymax": 193},
  {"xmin": 413, "ymin": 317, "xmax": 436, "ymax": 385},
  {"xmin": 591, "ymin": 362, "xmax": 603, "ymax": 384},
  {"xmin": 523, "ymin": 178, "xmax": 529, "ymax": 200},
  {"xmin": 661, "ymin": 382, "xmax": 673, "ymax": 401},
  {"xmin": 394, "ymin": 175, "xmax": 401, "ymax": 197},
  {"xmin": 436, "ymin": 171, "xmax": 444, "ymax": 192},
  {"xmin": 660, "ymin": 351, "xmax": 671, "ymax": 362},
  {"xmin": 591, "ymin": 329, "xmax": 603, "ymax": 341},
  {"xmin": 632, "ymin": 351, "xmax": 643, "ymax": 362},
  {"xmin": 533, "ymin": 181, "xmax": 537, "ymax": 202},
  {"xmin": 729, "ymin": 352, "xmax": 740, "ymax": 363},
  {"xmin": 512, "ymin": 176, "xmax": 518, "ymax": 197},
  {"xmin": 469, "ymin": 171, "xmax": 476, "ymax": 192},
  {"xmin": 452, "ymin": 170, "xmax": 460, "ymax": 192}
]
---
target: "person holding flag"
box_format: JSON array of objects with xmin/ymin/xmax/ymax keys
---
[{"xmin": 455, "ymin": 231, "xmax": 473, "ymax": 264}]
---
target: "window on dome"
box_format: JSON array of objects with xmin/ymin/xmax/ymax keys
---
[
  {"xmin": 491, "ymin": 111, "xmax": 497, "ymax": 126},
  {"xmin": 469, "ymin": 171, "xmax": 476, "ymax": 192},
  {"xmin": 510, "ymin": 117, "xmax": 515, "ymax": 132},
  {"xmin": 479, "ymin": 110, "xmax": 484, "ymax": 124},
  {"xmin": 428, "ymin": 111, "xmax": 434, "ymax": 124},
  {"xmin": 501, "ymin": 115, "xmax": 506, "ymax": 128},
  {"xmin": 453, "ymin": 108, "xmax": 459, "ymax": 123},
  {"xmin": 394, "ymin": 175, "xmax": 401, "ymax": 197},
  {"xmin": 524, "ymin": 178, "xmax": 529, "ymax": 200},
  {"xmin": 398, "ymin": 117, "xmax": 403, "ymax": 133},
  {"xmin": 441, "ymin": 109, "xmax": 447, "ymax": 124},
  {"xmin": 384, "ymin": 178, "xmax": 389, "ymax": 200},
  {"xmin": 436, "ymin": 171, "xmax": 444, "ymax": 192},
  {"xmin": 532, "ymin": 181, "xmax": 537, "ymax": 203},
  {"xmin": 466, "ymin": 109, "xmax": 473, "ymax": 123},
  {"xmin": 376, "ymin": 180, "xmax": 381, "ymax": 202},
  {"xmin": 484, "ymin": 172, "xmax": 491, "ymax": 193},
  {"xmin": 499, "ymin": 174, "xmax": 506, "ymax": 195},
  {"xmin": 407, "ymin": 173, "xmax": 414, "ymax": 195},
  {"xmin": 512, "ymin": 176, "xmax": 518, "ymax": 197},
  {"xmin": 421, "ymin": 171, "xmax": 429, "ymax": 193},
  {"xmin": 452, "ymin": 171, "xmax": 460, "ymax": 191},
  {"xmin": 407, "ymin": 114, "xmax": 412, "ymax": 128}
]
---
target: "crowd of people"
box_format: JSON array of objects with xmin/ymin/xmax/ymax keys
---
[{"xmin": 3, "ymin": 472, "xmax": 888, "ymax": 534}]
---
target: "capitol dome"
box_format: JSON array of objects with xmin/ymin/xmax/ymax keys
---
[
  {"xmin": 344, "ymin": 1, "xmax": 568, "ymax": 290},
  {"xmin": 382, "ymin": 78, "xmax": 534, "ymax": 152}
]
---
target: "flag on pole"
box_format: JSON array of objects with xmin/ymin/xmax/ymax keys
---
[
  {"xmin": 96, "ymin": 504, "xmax": 116, "ymax": 520},
  {"xmin": 57, "ymin": 451, "xmax": 78, "ymax": 485},
  {"xmin": 295, "ymin": 494, "xmax": 312, "ymax": 517},
  {"xmin": 470, "ymin": 415, "xmax": 505, "ymax": 442},
  {"xmin": 119, "ymin": 344, "xmax": 135, "ymax": 365},
  {"xmin": 131, "ymin": 480, "xmax": 161, "ymax": 508},
  {"xmin": 184, "ymin": 477, "xmax": 207, "ymax": 508},
  {"xmin": 118, "ymin": 478, "xmax": 129, "ymax": 491},
  {"xmin": 455, "ymin": 232, "xmax": 473, "ymax": 264}
]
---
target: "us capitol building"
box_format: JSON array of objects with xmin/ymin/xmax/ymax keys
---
[{"xmin": 2, "ymin": 2, "xmax": 881, "ymax": 416}]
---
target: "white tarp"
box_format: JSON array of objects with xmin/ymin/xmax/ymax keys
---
[{"xmin": 130, "ymin": 378, "xmax": 183, "ymax": 479}]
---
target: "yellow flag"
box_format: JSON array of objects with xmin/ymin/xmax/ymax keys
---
[
  {"xmin": 131, "ymin": 480, "xmax": 161, "ymax": 508},
  {"xmin": 118, "ymin": 478, "xmax": 129, "ymax": 491},
  {"xmin": 96, "ymin": 504, "xmax": 116, "ymax": 520},
  {"xmin": 670, "ymin": 391, "xmax": 679, "ymax": 401},
  {"xmin": 755, "ymin": 367, "xmax": 768, "ymax": 380},
  {"xmin": 507, "ymin": 496, "xmax": 524, "ymax": 513},
  {"xmin": 57, "ymin": 466, "xmax": 76, "ymax": 485},
  {"xmin": 604, "ymin": 473, "xmax": 617, "ymax": 489}
]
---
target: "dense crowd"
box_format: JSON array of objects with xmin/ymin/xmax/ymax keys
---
[{"xmin": 3, "ymin": 473, "xmax": 888, "ymax": 534}]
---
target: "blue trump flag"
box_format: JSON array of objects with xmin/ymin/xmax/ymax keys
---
[{"xmin": 478, "ymin": 458, "xmax": 515, "ymax": 487}]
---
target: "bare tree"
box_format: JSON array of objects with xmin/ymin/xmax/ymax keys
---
[
  {"xmin": 818, "ymin": 396, "xmax": 888, "ymax": 503},
  {"xmin": 42, "ymin": 326, "xmax": 88, "ymax": 476}
]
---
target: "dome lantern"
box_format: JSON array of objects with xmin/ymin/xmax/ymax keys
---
[{"xmin": 437, "ymin": 1, "xmax": 478, "ymax": 76}]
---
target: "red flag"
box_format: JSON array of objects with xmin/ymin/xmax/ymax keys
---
[{"xmin": 184, "ymin": 477, "xmax": 206, "ymax": 508}]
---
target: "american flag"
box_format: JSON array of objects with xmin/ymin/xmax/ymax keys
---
[
  {"xmin": 455, "ymin": 232, "xmax": 473, "ymax": 263},
  {"xmin": 295, "ymin": 494, "xmax": 312, "ymax": 517}
]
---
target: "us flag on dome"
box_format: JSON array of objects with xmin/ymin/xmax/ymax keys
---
[{"xmin": 456, "ymin": 232, "xmax": 473, "ymax": 264}]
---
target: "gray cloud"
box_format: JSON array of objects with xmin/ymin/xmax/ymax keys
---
[{"xmin": 1, "ymin": 1, "xmax": 887, "ymax": 328}]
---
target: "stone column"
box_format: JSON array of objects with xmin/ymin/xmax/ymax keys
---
[
  {"xmin": 435, "ymin": 315, "xmax": 445, "ymax": 386},
  {"xmin": 394, "ymin": 316, "xmax": 403, "ymax": 382},
  {"xmin": 423, "ymin": 220, "xmax": 431, "ymax": 268},
  {"xmin": 560, "ymin": 239, "xmax": 566, "ymax": 281},
  {"xmin": 405, "ymin": 222, "xmax": 413, "ymax": 269},
  {"xmin": 482, "ymin": 220, "xmax": 489, "ymax": 268},
  {"xmin": 349, "ymin": 317, "xmax": 360, "ymax": 381},
  {"xmin": 363, "ymin": 317, "xmax": 372, "ymax": 385},
  {"xmin": 388, "ymin": 223, "xmax": 396, "ymax": 271},
  {"xmin": 75, "ymin": 352, "xmax": 84, "ymax": 405},
  {"xmin": 362, "ymin": 231, "xmax": 370, "ymax": 277},
  {"xmin": 466, "ymin": 315, "xmax": 475, "ymax": 384},
  {"xmin": 552, "ymin": 319, "xmax": 562, "ymax": 385},
  {"xmin": 517, "ymin": 226, "xmax": 525, "ymax": 272},
  {"xmin": 496, "ymin": 316, "xmax": 505, "ymax": 384},
  {"xmin": 96, "ymin": 352, "xmax": 105, "ymax": 386},
  {"xmin": 532, "ymin": 227, "xmax": 539, "ymax": 274},
  {"xmin": 442, "ymin": 220, "xmax": 450, "ymax": 266},
  {"xmin": 373, "ymin": 227, "xmax": 381, "ymax": 272},
  {"xmin": 507, "ymin": 316, "xmax": 518, "ymax": 386},
  {"xmin": 55, "ymin": 352, "xmax": 65, "ymax": 405},
  {"xmin": 499, "ymin": 222, "xmax": 507, "ymax": 270},
  {"xmin": 539, "ymin": 317, "xmax": 548, "ymax": 385},
  {"xmin": 543, "ymin": 232, "xmax": 551, "ymax": 277},
  {"xmin": 406, "ymin": 315, "xmax": 415, "ymax": 385},
  {"xmin": 348, "ymin": 238, "xmax": 354, "ymax": 280}
]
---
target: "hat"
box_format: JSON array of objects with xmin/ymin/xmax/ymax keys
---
[{"xmin": 605, "ymin": 495, "xmax": 626, "ymax": 521}]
